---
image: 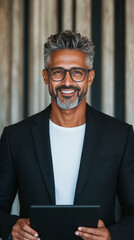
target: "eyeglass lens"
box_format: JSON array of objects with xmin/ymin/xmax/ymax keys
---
[{"xmin": 50, "ymin": 68, "xmax": 86, "ymax": 81}]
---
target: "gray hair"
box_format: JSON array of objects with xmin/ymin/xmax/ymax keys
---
[{"xmin": 44, "ymin": 30, "xmax": 95, "ymax": 69}]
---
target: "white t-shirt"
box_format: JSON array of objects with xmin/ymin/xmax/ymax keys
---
[{"xmin": 49, "ymin": 120, "xmax": 86, "ymax": 205}]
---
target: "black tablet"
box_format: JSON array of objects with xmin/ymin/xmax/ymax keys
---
[{"xmin": 30, "ymin": 205, "xmax": 100, "ymax": 240}]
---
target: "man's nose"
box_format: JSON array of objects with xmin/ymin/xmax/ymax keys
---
[{"xmin": 62, "ymin": 71, "xmax": 73, "ymax": 86}]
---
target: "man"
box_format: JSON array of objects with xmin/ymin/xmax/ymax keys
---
[{"xmin": 0, "ymin": 30, "xmax": 134, "ymax": 240}]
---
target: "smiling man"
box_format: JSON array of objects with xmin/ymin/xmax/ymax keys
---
[
  {"xmin": 43, "ymin": 49, "xmax": 93, "ymax": 111},
  {"xmin": 42, "ymin": 48, "xmax": 94, "ymax": 128},
  {"xmin": 0, "ymin": 30, "xmax": 134, "ymax": 240}
]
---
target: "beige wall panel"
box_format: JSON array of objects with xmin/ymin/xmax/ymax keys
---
[
  {"xmin": 126, "ymin": 0, "xmax": 134, "ymax": 126},
  {"xmin": 76, "ymin": 0, "xmax": 92, "ymax": 105},
  {"xmin": 0, "ymin": 0, "xmax": 11, "ymax": 135},
  {"xmin": 39, "ymin": 0, "xmax": 47, "ymax": 110},
  {"xmin": 102, "ymin": 0, "xmax": 114, "ymax": 117},
  {"xmin": 44, "ymin": 0, "xmax": 57, "ymax": 38},
  {"xmin": 29, "ymin": 0, "xmax": 41, "ymax": 115},
  {"xmin": 41, "ymin": 0, "xmax": 57, "ymax": 108},
  {"xmin": 10, "ymin": 0, "xmax": 24, "ymax": 124},
  {"xmin": 76, "ymin": 0, "xmax": 91, "ymax": 37},
  {"xmin": 29, "ymin": 0, "xmax": 57, "ymax": 115},
  {"xmin": 63, "ymin": 0, "xmax": 73, "ymax": 30}
]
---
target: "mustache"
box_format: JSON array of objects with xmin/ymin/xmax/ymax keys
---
[{"xmin": 55, "ymin": 85, "xmax": 80, "ymax": 92}]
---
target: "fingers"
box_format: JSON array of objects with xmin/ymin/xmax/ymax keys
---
[
  {"xmin": 75, "ymin": 220, "xmax": 111, "ymax": 240},
  {"xmin": 98, "ymin": 220, "xmax": 105, "ymax": 228},
  {"xmin": 75, "ymin": 226, "xmax": 101, "ymax": 239},
  {"xmin": 12, "ymin": 231, "xmax": 38, "ymax": 240},
  {"xmin": 75, "ymin": 231, "xmax": 99, "ymax": 239},
  {"xmin": 12, "ymin": 218, "xmax": 39, "ymax": 240}
]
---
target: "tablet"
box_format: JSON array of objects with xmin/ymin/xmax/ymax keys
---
[{"xmin": 30, "ymin": 205, "xmax": 100, "ymax": 240}]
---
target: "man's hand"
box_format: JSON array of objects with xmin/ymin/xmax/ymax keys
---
[
  {"xmin": 75, "ymin": 220, "xmax": 111, "ymax": 240},
  {"xmin": 12, "ymin": 218, "xmax": 39, "ymax": 240}
]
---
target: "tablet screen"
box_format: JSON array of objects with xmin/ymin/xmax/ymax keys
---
[{"xmin": 30, "ymin": 205, "xmax": 100, "ymax": 240}]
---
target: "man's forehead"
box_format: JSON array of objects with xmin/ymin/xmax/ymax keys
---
[{"xmin": 48, "ymin": 49, "xmax": 88, "ymax": 68}]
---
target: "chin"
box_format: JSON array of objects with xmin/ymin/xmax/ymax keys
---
[{"xmin": 56, "ymin": 97, "xmax": 79, "ymax": 109}]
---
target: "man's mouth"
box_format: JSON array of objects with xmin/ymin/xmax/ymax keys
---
[
  {"xmin": 56, "ymin": 85, "xmax": 80, "ymax": 97},
  {"xmin": 60, "ymin": 90, "xmax": 75, "ymax": 94},
  {"xmin": 59, "ymin": 89, "xmax": 76, "ymax": 97},
  {"xmin": 55, "ymin": 85, "xmax": 80, "ymax": 99}
]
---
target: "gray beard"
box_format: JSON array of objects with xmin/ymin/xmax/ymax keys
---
[{"xmin": 56, "ymin": 96, "xmax": 79, "ymax": 109}]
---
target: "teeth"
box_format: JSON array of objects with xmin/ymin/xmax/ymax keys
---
[{"xmin": 61, "ymin": 90, "xmax": 75, "ymax": 94}]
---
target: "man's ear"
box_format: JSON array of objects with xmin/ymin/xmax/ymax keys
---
[
  {"xmin": 42, "ymin": 69, "xmax": 48, "ymax": 85},
  {"xmin": 88, "ymin": 70, "xmax": 95, "ymax": 87}
]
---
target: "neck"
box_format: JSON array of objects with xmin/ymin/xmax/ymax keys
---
[{"xmin": 50, "ymin": 98, "xmax": 87, "ymax": 127}]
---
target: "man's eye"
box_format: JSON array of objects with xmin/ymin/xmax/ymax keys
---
[
  {"xmin": 53, "ymin": 70, "xmax": 63, "ymax": 75},
  {"xmin": 72, "ymin": 70, "xmax": 83, "ymax": 75}
]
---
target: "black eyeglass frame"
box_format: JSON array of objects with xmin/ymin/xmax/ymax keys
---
[{"xmin": 45, "ymin": 67, "xmax": 90, "ymax": 82}]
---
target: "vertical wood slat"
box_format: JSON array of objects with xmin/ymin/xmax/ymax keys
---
[
  {"xmin": 29, "ymin": 0, "xmax": 41, "ymax": 115},
  {"xmin": 0, "ymin": 0, "xmax": 11, "ymax": 135},
  {"xmin": 29, "ymin": 0, "xmax": 57, "ymax": 116},
  {"xmin": 23, "ymin": 0, "xmax": 30, "ymax": 119},
  {"xmin": 76, "ymin": 0, "xmax": 92, "ymax": 105},
  {"xmin": 57, "ymin": 0, "xmax": 63, "ymax": 32},
  {"xmin": 43, "ymin": 0, "xmax": 57, "ymax": 108},
  {"xmin": 125, "ymin": 0, "xmax": 134, "ymax": 127},
  {"xmin": 91, "ymin": 0, "xmax": 102, "ymax": 110},
  {"xmin": 114, "ymin": 0, "xmax": 125, "ymax": 121},
  {"xmin": 63, "ymin": 0, "xmax": 73, "ymax": 30},
  {"xmin": 40, "ymin": 0, "xmax": 47, "ymax": 111},
  {"xmin": 102, "ymin": 0, "xmax": 114, "ymax": 116},
  {"xmin": 76, "ymin": 0, "xmax": 91, "ymax": 37},
  {"xmin": 10, "ymin": 0, "xmax": 24, "ymax": 124}
]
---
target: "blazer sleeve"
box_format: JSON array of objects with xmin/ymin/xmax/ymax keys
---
[
  {"xmin": 108, "ymin": 125, "xmax": 134, "ymax": 239},
  {"xmin": 0, "ymin": 128, "xmax": 19, "ymax": 240}
]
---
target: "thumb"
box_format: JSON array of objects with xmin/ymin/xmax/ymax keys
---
[
  {"xmin": 98, "ymin": 219, "xmax": 105, "ymax": 228},
  {"xmin": 25, "ymin": 218, "xmax": 30, "ymax": 225}
]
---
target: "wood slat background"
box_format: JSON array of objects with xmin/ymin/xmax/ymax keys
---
[{"xmin": 0, "ymin": 0, "xmax": 134, "ymax": 219}]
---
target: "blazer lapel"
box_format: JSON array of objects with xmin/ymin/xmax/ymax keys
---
[
  {"xmin": 32, "ymin": 105, "xmax": 55, "ymax": 204},
  {"xmin": 74, "ymin": 104, "xmax": 100, "ymax": 203}
]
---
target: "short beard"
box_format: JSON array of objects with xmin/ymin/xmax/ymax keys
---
[{"xmin": 56, "ymin": 96, "xmax": 79, "ymax": 109}]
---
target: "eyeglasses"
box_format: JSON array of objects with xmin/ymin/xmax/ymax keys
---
[{"xmin": 46, "ymin": 67, "xmax": 90, "ymax": 82}]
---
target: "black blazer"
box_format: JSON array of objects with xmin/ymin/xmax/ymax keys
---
[{"xmin": 0, "ymin": 104, "xmax": 134, "ymax": 240}]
